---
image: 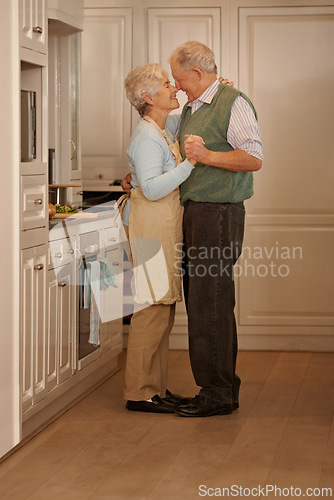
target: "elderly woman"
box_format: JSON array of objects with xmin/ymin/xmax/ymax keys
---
[{"xmin": 121, "ymin": 64, "xmax": 196, "ymax": 413}]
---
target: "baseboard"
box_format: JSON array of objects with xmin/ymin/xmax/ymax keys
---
[{"xmin": 124, "ymin": 328, "xmax": 334, "ymax": 352}]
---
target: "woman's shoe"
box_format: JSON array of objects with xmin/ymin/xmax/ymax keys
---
[{"xmin": 126, "ymin": 394, "xmax": 175, "ymax": 413}]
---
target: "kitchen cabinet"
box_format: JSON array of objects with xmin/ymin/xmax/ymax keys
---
[
  {"xmin": 48, "ymin": 29, "xmax": 83, "ymax": 200},
  {"xmin": 21, "ymin": 244, "xmax": 48, "ymax": 413},
  {"xmin": 48, "ymin": 0, "xmax": 84, "ymax": 33},
  {"xmin": 81, "ymin": 7, "xmax": 132, "ymax": 184},
  {"xmin": 47, "ymin": 263, "xmax": 77, "ymax": 392},
  {"xmin": 20, "ymin": 0, "xmax": 49, "ymax": 420},
  {"xmin": 20, "ymin": 0, "xmax": 47, "ymax": 55}
]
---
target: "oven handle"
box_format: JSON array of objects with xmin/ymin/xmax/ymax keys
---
[
  {"xmin": 75, "ymin": 247, "xmax": 83, "ymax": 271},
  {"xmin": 100, "ymin": 240, "xmax": 108, "ymax": 259}
]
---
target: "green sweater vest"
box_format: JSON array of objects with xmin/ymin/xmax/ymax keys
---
[{"xmin": 179, "ymin": 84, "xmax": 257, "ymax": 204}]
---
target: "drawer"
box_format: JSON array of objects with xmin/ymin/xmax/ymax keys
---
[
  {"xmin": 100, "ymin": 225, "xmax": 120, "ymax": 251},
  {"xmin": 49, "ymin": 237, "xmax": 75, "ymax": 270},
  {"xmin": 21, "ymin": 174, "xmax": 48, "ymax": 231}
]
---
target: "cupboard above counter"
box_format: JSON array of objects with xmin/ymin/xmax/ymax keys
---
[{"xmin": 48, "ymin": 0, "xmax": 84, "ymax": 33}]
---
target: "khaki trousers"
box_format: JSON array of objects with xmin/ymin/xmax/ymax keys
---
[{"xmin": 123, "ymin": 303, "xmax": 176, "ymax": 401}]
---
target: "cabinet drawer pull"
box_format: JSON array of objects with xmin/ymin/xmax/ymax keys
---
[
  {"xmin": 58, "ymin": 281, "xmax": 68, "ymax": 287},
  {"xmin": 54, "ymin": 252, "xmax": 63, "ymax": 259},
  {"xmin": 112, "ymin": 261, "xmax": 120, "ymax": 267},
  {"xmin": 33, "ymin": 26, "xmax": 43, "ymax": 35},
  {"xmin": 34, "ymin": 198, "xmax": 43, "ymax": 205},
  {"xmin": 34, "ymin": 264, "xmax": 44, "ymax": 271}
]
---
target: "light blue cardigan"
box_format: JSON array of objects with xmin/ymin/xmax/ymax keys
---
[{"xmin": 122, "ymin": 114, "xmax": 194, "ymax": 225}]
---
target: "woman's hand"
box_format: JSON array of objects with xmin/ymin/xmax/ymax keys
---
[
  {"xmin": 218, "ymin": 77, "xmax": 234, "ymax": 87},
  {"xmin": 184, "ymin": 135, "xmax": 207, "ymax": 165},
  {"xmin": 121, "ymin": 172, "xmax": 132, "ymax": 194}
]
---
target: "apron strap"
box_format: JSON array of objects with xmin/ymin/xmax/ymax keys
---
[{"xmin": 114, "ymin": 193, "xmax": 130, "ymax": 228}]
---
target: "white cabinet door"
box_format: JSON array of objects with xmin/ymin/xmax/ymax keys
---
[
  {"xmin": 236, "ymin": 6, "xmax": 334, "ymax": 350},
  {"xmin": 21, "ymin": 244, "xmax": 48, "ymax": 413},
  {"xmin": 20, "ymin": 0, "xmax": 47, "ymax": 54},
  {"xmin": 48, "ymin": 31, "xmax": 82, "ymax": 187},
  {"xmin": 47, "ymin": 259, "xmax": 77, "ymax": 391},
  {"xmin": 47, "ymin": 272, "xmax": 58, "ymax": 391},
  {"xmin": 57, "ymin": 266, "xmax": 73, "ymax": 383},
  {"xmin": 148, "ymin": 7, "xmax": 221, "ymax": 112},
  {"xmin": 81, "ymin": 8, "xmax": 132, "ymax": 182}
]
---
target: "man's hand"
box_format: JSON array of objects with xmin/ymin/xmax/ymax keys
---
[
  {"xmin": 121, "ymin": 173, "xmax": 132, "ymax": 194},
  {"xmin": 184, "ymin": 135, "xmax": 208, "ymax": 164}
]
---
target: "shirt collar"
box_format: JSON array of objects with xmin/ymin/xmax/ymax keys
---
[{"xmin": 188, "ymin": 79, "xmax": 220, "ymax": 107}]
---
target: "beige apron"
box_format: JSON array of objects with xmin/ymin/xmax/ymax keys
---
[{"xmin": 126, "ymin": 116, "xmax": 184, "ymax": 305}]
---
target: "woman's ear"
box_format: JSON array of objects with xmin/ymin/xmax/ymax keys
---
[{"xmin": 142, "ymin": 93, "xmax": 154, "ymax": 105}]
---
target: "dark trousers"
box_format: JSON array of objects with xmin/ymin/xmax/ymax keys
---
[{"xmin": 182, "ymin": 200, "xmax": 245, "ymax": 405}]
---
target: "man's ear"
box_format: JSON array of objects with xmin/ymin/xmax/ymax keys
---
[
  {"xmin": 142, "ymin": 93, "xmax": 154, "ymax": 105},
  {"xmin": 192, "ymin": 67, "xmax": 203, "ymax": 80}
]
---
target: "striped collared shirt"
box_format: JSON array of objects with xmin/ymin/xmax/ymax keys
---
[{"xmin": 187, "ymin": 79, "xmax": 263, "ymax": 160}]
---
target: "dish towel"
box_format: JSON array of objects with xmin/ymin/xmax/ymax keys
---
[
  {"xmin": 97, "ymin": 254, "xmax": 118, "ymax": 291},
  {"xmin": 88, "ymin": 260, "xmax": 100, "ymax": 346}
]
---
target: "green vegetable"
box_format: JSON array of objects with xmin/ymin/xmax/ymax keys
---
[{"xmin": 55, "ymin": 204, "xmax": 78, "ymax": 214}]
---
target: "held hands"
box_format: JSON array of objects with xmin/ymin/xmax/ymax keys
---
[
  {"xmin": 121, "ymin": 172, "xmax": 132, "ymax": 194},
  {"xmin": 184, "ymin": 135, "xmax": 207, "ymax": 165}
]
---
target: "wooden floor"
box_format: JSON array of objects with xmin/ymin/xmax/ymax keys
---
[{"xmin": 0, "ymin": 350, "xmax": 333, "ymax": 499}]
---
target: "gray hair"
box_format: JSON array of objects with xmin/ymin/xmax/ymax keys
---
[
  {"xmin": 124, "ymin": 63, "xmax": 169, "ymax": 116},
  {"xmin": 170, "ymin": 41, "xmax": 217, "ymax": 74}
]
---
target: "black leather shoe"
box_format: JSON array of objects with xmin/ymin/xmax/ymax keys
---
[
  {"xmin": 174, "ymin": 395, "xmax": 233, "ymax": 417},
  {"xmin": 163, "ymin": 389, "xmax": 195, "ymax": 406},
  {"xmin": 126, "ymin": 394, "xmax": 175, "ymax": 414}
]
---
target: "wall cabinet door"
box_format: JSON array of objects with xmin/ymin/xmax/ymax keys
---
[
  {"xmin": 21, "ymin": 244, "xmax": 48, "ymax": 413},
  {"xmin": 236, "ymin": 6, "xmax": 334, "ymax": 350},
  {"xmin": 49, "ymin": 31, "xmax": 83, "ymax": 185},
  {"xmin": 81, "ymin": 8, "xmax": 132, "ymax": 182},
  {"xmin": 20, "ymin": 0, "xmax": 47, "ymax": 54},
  {"xmin": 147, "ymin": 7, "xmax": 221, "ymax": 112}
]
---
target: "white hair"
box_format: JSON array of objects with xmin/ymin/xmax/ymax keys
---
[
  {"xmin": 124, "ymin": 63, "xmax": 169, "ymax": 116},
  {"xmin": 170, "ymin": 41, "xmax": 217, "ymax": 74}
]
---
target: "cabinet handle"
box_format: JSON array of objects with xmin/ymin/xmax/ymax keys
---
[
  {"xmin": 112, "ymin": 261, "xmax": 120, "ymax": 267},
  {"xmin": 70, "ymin": 139, "xmax": 76, "ymax": 160},
  {"xmin": 34, "ymin": 199, "xmax": 43, "ymax": 205},
  {"xmin": 34, "ymin": 264, "xmax": 44, "ymax": 271},
  {"xmin": 33, "ymin": 26, "xmax": 43, "ymax": 35},
  {"xmin": 58, "ymin": 281, "xmax": 68, "ymax": 287},
  {"xmin": 54, "ymin": 252, "xmax": 63, "ymax": 259},
  {"xmin": 65, "ymin": 249, "xmax": 75, "ymax": 254},
  {"xmin": 98, "ymin": 174, "xmax": 103, "ymax": 179}
]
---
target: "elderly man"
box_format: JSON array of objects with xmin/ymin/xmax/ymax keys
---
[{"xmin": 122, "ymin": 41, "xmax": 263, "ymax": 417}]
